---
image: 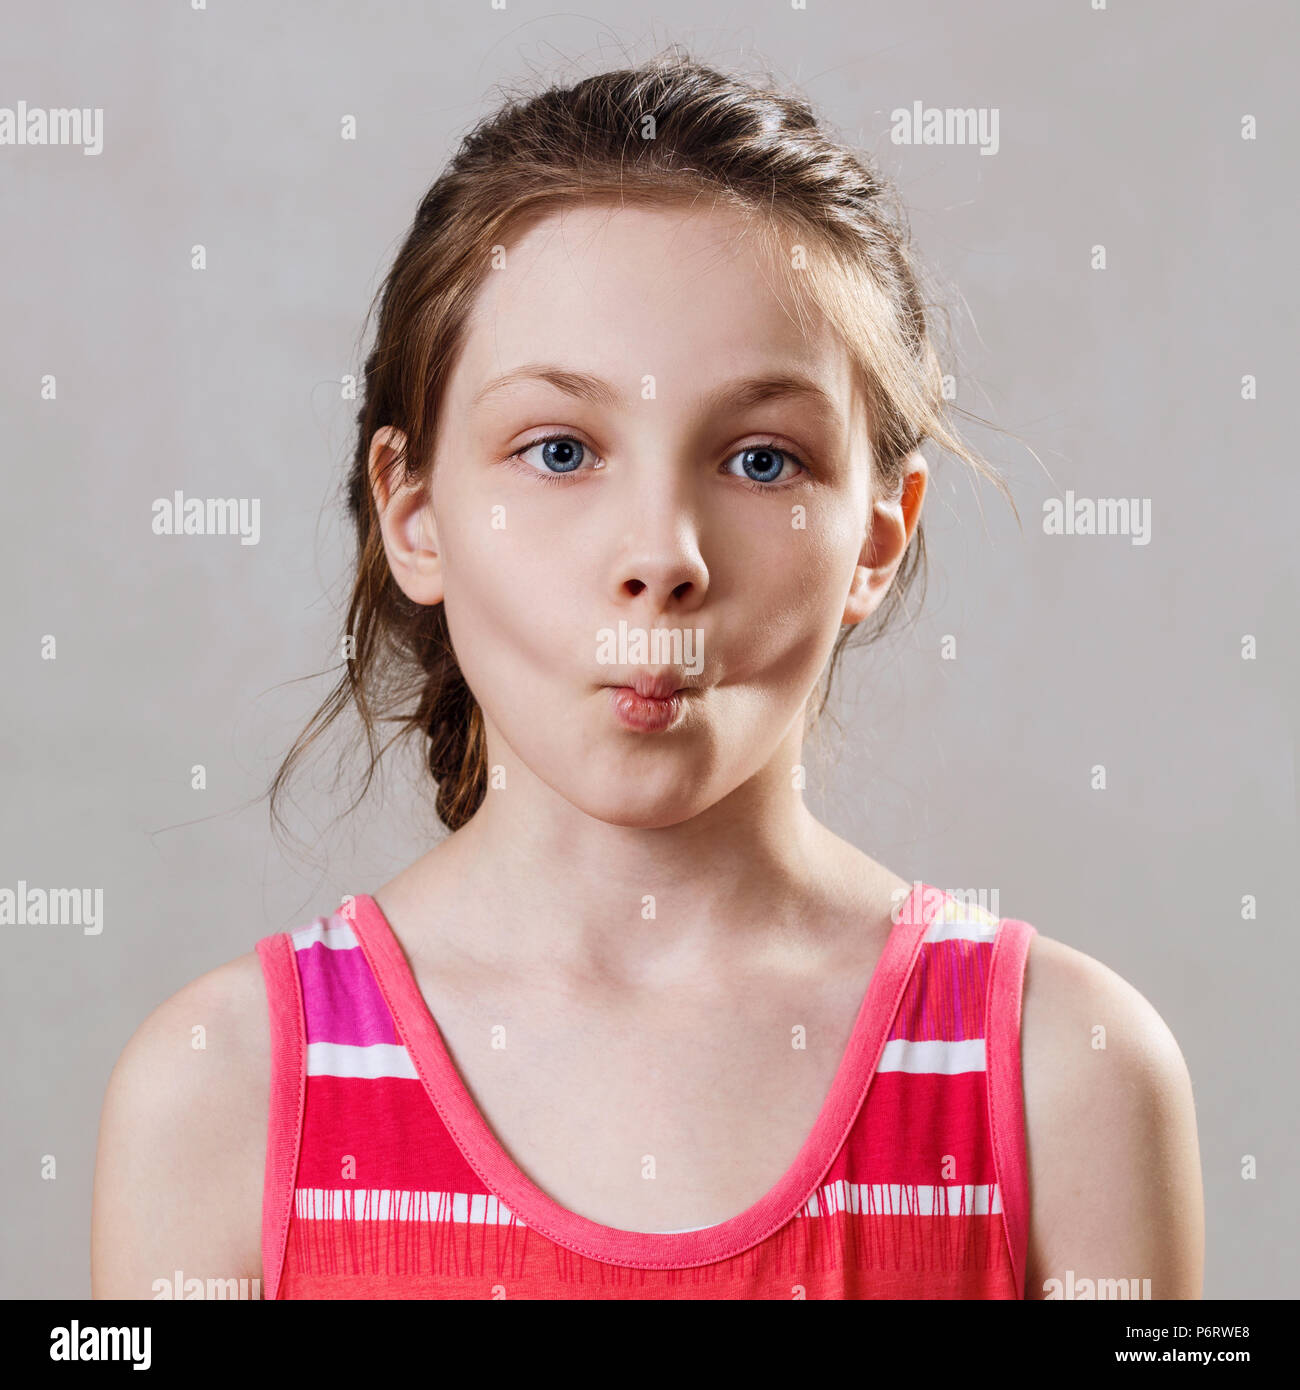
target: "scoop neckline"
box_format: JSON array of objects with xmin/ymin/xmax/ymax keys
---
[{"xmin": 346, "ymin": 882, "xmax": 941, "ymax": 1270}]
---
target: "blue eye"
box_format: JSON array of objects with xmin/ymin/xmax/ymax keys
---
[
  {"xmin": 509, "ymin": 435, "xmax": 808, "ymax": 488},
  {"xmin": 515, "ymin": 435, "xmax": 589, "ymax": 474},
  {"xmin": 724, "ymin": 444, "xmax": 804, "ymax": 486}
]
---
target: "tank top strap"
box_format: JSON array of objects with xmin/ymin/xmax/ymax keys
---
[
  {"xmin": 254, "ymin": 925, "xmax": 307, "ymax": 1302},
  {"xmin": 257, "ymin": 902, "xmax": 493, "ymax": 1299},
  {"xmin": 825, "ymin": 888, "xmax": 1036, "ymax": 1298},
  {"xmin": 255, "ymin": 905, "xmax": 381, "ymax": 1301},
  {"xmin": 986, "ymin": 914, "xmax": 1037, "ymax": 1298}
]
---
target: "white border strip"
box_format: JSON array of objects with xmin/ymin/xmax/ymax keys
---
[
  {"xmin": 295, "ymin": 1188, "xmax": 519, "ymax": 1224},
  {"xmin": 305, "ymin": 1041, "xmax": 418, "ymax": 1079},
  {"xmin": 877, "ymin": 1037, "xmax": 986, "ymax": 1074},
  {"xmin": 802, "ymin": 1180, "xmax": 1002, "ymax": 1217},
  {"xmin": 292, "ymin": 919, "xmax": 359, "ymax": 951},
  {"xmin": 924, "ymin": 917, "xmax": 999, "ymax": 942}
]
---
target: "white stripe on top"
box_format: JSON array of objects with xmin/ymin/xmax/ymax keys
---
[
  {"xmin": 802, "ymin": 1180, "xmax": 1002, "ymax": 1217},
  {"xmin": 923, "ymin": 917, "xmax": 1000, "ymax": 943},
  {"xmin": 306, "ymin": 1041, "xmax": 418, "ymax": 1079},
  {"xmin": 295, "ymin": 1188, "xmax": 519, "ymax": 1224},
  {"xmin": 877, "ymin": 1037, "xmax": 986, "ymax": 1074},
  {"xmin": 291, "ymin": 1182, "xmax": 1002, "ymax": 1224},
  {"xmin": 292, "ymin": 918, "xmax": 360, "ymax": 951},
  {"xmin": 304, "ymin": 1038, "xmax": 983, "ymax": 1081}
]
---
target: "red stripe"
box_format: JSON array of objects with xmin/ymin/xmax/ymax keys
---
[
  {"xmin": 296, "ymin": 1074, "xmax": 488, "ymax": 1190},
  {"xmin": 281, "ymin": 1207, "xmax": 1014, "ymax": 1297},
  {"xmin": 833, "ymin": 1071, "xmax": 996, "ymax": 1185}
]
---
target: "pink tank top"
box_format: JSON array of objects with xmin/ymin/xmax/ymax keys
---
[{"xmin": 255, "ymin": 882, "xmax": 1036, "ymax": 1299}]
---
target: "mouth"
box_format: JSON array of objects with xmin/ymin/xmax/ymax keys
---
[{"xmin": 600, "ymin": 670, "xmax": 696, "ymax": 733}]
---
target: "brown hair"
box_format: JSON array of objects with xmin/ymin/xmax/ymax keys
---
[{"xmin": 269, "ymin": 46, "xmax": 1012, "ymax": 840}]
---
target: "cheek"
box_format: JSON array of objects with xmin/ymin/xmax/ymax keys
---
[
  {"xmin": 719, "ymin": 508, "xmax": 856, "ymax": 681},
  {"xmin": 436, "ymin": 460, "xmax": 591, "ymax": 599},
  {"xmin": 434, "ymin": 494, "xmax": 585, "ymax": 698}
]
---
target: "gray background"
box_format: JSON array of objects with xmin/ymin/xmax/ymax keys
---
[{"xmin": 2, "ymin": 1, "xmax": 1295, "ymax": 1298}]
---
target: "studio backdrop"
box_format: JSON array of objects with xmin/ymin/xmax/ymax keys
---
[{"xmin": 1, "ymin": 0, "xmax": 1296, "ymax": 1299}]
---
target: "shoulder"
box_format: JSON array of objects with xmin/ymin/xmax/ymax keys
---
[
  {"xmin": 91, "ymin": 945, "xmax": 275, "ymax": 1298},
  {"xmin": 1016, "ymin": 930, "xmax": 1204, "ymax": 1299}
]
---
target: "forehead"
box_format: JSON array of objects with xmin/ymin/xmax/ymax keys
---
[{"xmin": 451, "ymin": 200, "xmax": 860, "ymax": 417}]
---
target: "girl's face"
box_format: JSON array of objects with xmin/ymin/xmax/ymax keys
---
[{"xmin": 374, "ymin": 201, "xmax": 924, "ymax": 829}]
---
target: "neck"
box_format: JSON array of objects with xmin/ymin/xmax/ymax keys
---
[{"xmin": 394, "ymin": 720, "xmax": 885, "ymax": 982}]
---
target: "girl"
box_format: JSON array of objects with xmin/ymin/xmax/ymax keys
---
[{"xmin": 91, "ymin": 50, "xmax": 1203, "ymax": 1300}]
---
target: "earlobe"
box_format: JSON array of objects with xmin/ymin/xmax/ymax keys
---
[
  {"xmin": 842, "ymin": 566, "xmax": 878, "ymax": 627},
  {"xmin": 841, "ymin": 450, "xmax": 928, "ymax": 627},
  {"xmin": 368, "ymin": 426, "xmax": 445, "ymax": 606}
]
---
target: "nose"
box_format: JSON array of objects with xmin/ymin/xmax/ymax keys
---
[{"xmin": 611, "ymin": 520, "xmax": 709, "ymax": 614}]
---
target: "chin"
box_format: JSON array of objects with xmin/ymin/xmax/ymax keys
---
[{"xmin": 566, "ymin": 782, "xmax": 708, "ymax": 831}]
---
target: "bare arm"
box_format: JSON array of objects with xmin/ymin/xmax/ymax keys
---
[
  {"xmin": 91, "ymin": 951, "xmax": 269, "ymax": 1298},
  {"xmin": 1020, "ymin": 933, "xmax": 1205, "ymax": 1300}
]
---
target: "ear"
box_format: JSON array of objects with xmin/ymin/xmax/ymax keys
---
[
  {"xmin": 842, "ymin": 450, "xmax": 928, "ymax": 626},
  {"xmin": 369, "ymin": 426, "xmax": 445, "ymax": 606}
]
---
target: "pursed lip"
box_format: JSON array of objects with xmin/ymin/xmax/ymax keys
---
[{"xmin": 602, "ymin": 670, "xmax": 694, "ymax": 700}]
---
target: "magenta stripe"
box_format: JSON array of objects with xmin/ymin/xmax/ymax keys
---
[
  {"xmin": 296, "ymin": 940, "xmax": 400, "ymax": 1046},
  {"xmin": 887, "ymin": 939, "xmax": 991, "ymax": 1042}
]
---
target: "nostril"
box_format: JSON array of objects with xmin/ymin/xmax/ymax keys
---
[{"xmin": 624, "ymin": 580, "xmax": 646, "ymax": 596}]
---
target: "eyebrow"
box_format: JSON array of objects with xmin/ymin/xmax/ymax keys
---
[{"xmin": 471, "ymin": 363, "xmax": 845, "ymax": 432}]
